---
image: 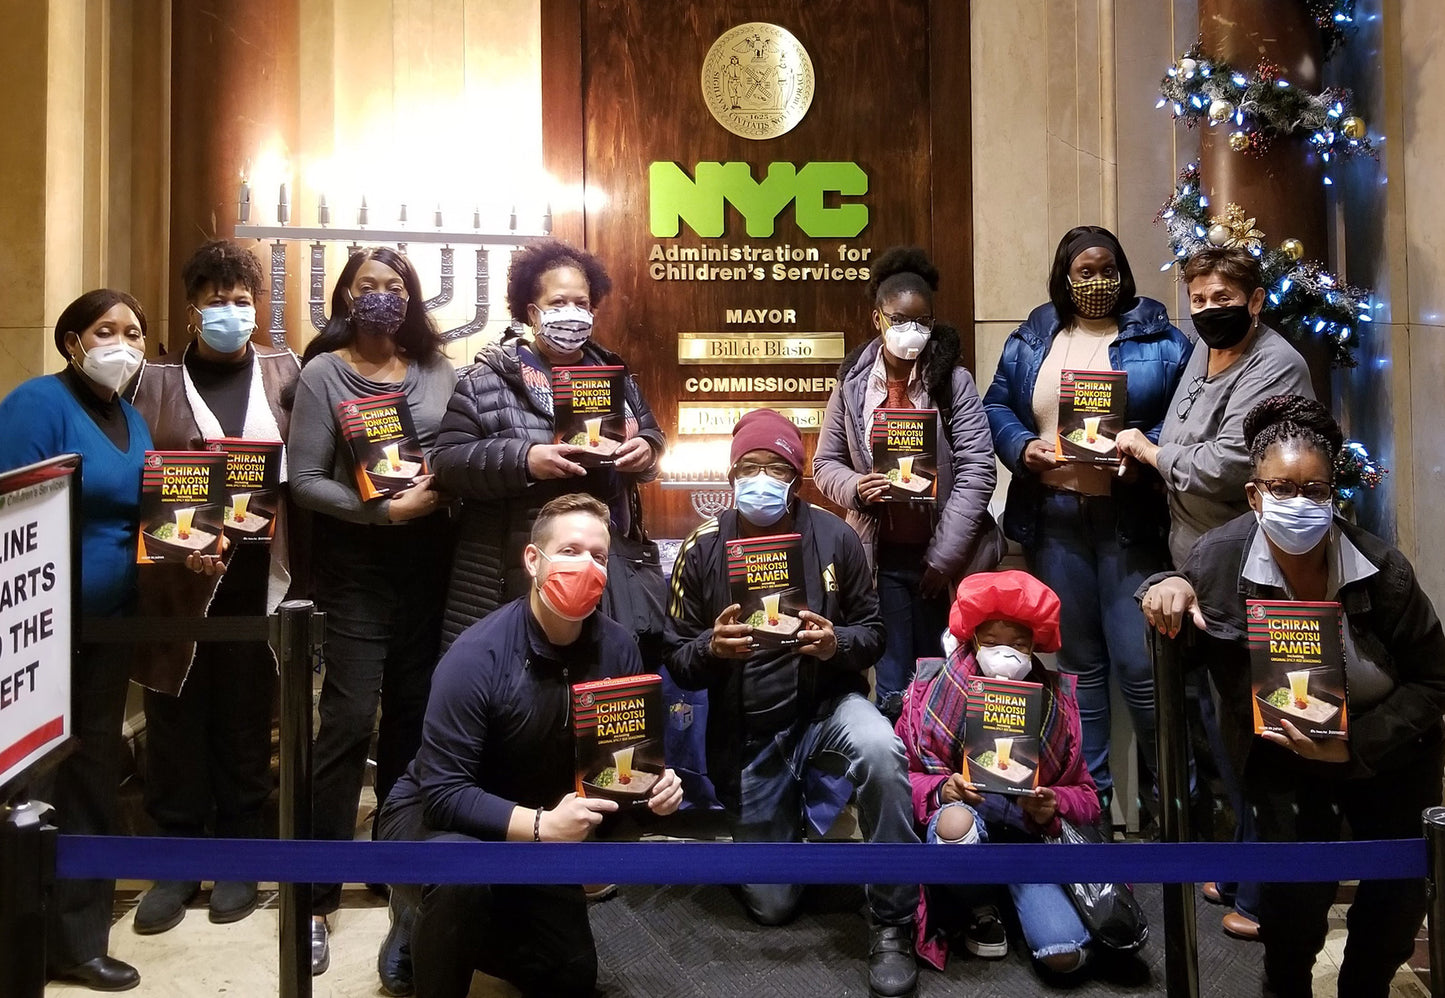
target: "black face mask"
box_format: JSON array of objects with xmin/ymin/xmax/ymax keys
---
[{"xmin": 1191, "ymin": 304, "xmax": 1254, "ymax": 349}]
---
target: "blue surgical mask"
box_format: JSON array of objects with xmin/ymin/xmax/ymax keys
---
[
  {"xmin": 197, "ymin": 304, "xmax": 256, "ymax": 353},
  {"xmin": 1256, "ymin": 494, "xmax": 1333, "ymax": 556},
  {"xmin": 733, "ymin": 473, "xmax": 792, "ymax": 527}
]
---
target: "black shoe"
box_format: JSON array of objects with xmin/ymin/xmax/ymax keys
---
[
  {"xmin": 133, "ymin": 879, "xmax": 200, "ymax": 935},
  {"xmin": 963, "ymin": 904, "xmax": 1008, "ymax": 959},
  {"xmin": 209, "ymin": 881, "xmax": 258, "ymax": 924},
  {"xmin": 312, "ymin": 918, "xmax": 330, "ymax": 976},
  {"xmin": 52, "ymin": 956, "xmax": 140, "ymax": 992},
  {"xmin": 377, "ymin": 895, "xmax": 415, "ymax": 996},
  {"xmin": 867, "ymin": 922, "xmax": 917, "ymax": 998}
]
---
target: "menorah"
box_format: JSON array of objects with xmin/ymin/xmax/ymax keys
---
[{"xmin": 235, "ymin": 190, "xmax": 547, "ymax": 349}]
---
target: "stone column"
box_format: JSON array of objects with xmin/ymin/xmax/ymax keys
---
[{"xmin": 1198, "ymin": 0, "xmax": 1331, "ymax": 396}]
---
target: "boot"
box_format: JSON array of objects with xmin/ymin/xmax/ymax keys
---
[
  {"xmin": 867, "ymin": 922, "xmax": 917, "ymax": 998},
  {"xmin": 377, "ymin": 894, "xmax": 415, "ymax": 996}
]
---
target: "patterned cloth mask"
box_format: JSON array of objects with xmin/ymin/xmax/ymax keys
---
[
  {"xmin": 1069, "ymin": 275, "xmax": 1122, "ymax": 319},
  {"xmin": 352, "ymin": 292, "xmax": 407, "ymax": 336}
]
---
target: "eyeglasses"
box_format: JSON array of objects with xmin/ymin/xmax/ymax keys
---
[
  {"xmin": 882, "ymin": 313, "xmax": 934, "ymax": 330},
  {"xmin": 1251, "ymin": 478, "xmax": 1335, "ymax": 504},
  {"xmin": 1176, "ymin": 375, "xmax": 1206, "ymax": 420},
  {"xmin": 734, "ymin": 461, "xmax": 796, "ymax": 481}
]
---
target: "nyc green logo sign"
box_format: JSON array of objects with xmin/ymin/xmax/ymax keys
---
[{"xmin": 650, "ymin": 162, "xmax": 868, "ymax": 238}]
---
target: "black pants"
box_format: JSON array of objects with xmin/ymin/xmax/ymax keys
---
[
  {"xmin": 35, "ymin": 642, "xmax": 132, "ymax": 971},
  {"xmin": 144, "ymin": 547, "xmax": 274, "ymax": 840},
  {"xmin": 377, "ymin": 795, "xmax": 597, "ymax": 998},
  {"xmin": 1249, "ymin": 734, "xmax": 1443, "ymax": 998},
  {"xmin": 310, "ymin": 512, "xmax": 450, "ymax": 913}
]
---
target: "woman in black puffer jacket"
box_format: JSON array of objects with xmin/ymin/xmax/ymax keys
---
[{"xmin": 432, "ymin": 240, "xmax": 664, "ymax": 649}]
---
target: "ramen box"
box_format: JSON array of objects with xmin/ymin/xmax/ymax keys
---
[
  {"xmin": 1247, "ymin": 599, "xmax": 1349, "ymax": 741},
  {"xmin": 205, "ymin": 438, "xmax": 282, "ymax": 544},
  {"xmin": 727, "ymin": 532, "xmax": 807, "ymax": 649},
  {"xmin": 573, "ymin": 674, "xmax": 664, "ymax": 808},
  {"xmin": 960, "ymin": 675, "xmax": 1043, "ymax": 796},
  {"xmin": 553, "ymin": 365, "xmax": 626, "ymax": 468},
  {"xmin": 337, "ymin": 392, "xmax": 428, "ymax": 501},
  {"xmin": 870, "ymin": 408, "xmax": 938, "ymax": 501},
  {"xmin": 1056, "ymin": 369, "xmax": 1126, "ymax": 465},
  {"xmin": 137, "ymin": 450, "xmax": 228, "ymax": 564}
]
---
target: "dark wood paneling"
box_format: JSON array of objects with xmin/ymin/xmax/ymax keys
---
[
  {"xmin": 540, "ymin": 0, "xmax": 586, "ymax": 246},
  {"xmin": 543, "ymin": 0, "xmax": 971, "ymax": 536},
  {"xmin": 928, "ymin": 0, "xmax": 974, "ymax": 374},
  {"xmin": 169, "ymin": 0, "xmax": 300, "ymax": 346}
]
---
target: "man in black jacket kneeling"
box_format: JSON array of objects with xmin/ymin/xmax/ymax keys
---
[
  {"xmin": 665, "ymin": 409, "xmax": 919, "ymax": 998},
  {"xmin": 377, "ymin": 493, "xmax": 683, "ymax": 997}
]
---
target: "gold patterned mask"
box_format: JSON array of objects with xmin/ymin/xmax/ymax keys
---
[{"xmin": 1069, "ymin": 276, "xmax": 1121, "ymax": 319}]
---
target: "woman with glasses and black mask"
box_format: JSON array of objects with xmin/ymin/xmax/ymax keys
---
[
  {"xmin": 814, "ymin": 246, "xmax": 1002, "ymax": 720},
  {"xmin": 1139, "ymin": 395, "xmax": 1445, "ymax": 998},
  {"xmin": 983, "ymin": 226, "xmax": 1189, "ymax": 825}
]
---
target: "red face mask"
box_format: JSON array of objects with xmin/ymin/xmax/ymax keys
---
[{"xmin": 535, "ymin": 551, "xmax": 608, "ymax": 621}]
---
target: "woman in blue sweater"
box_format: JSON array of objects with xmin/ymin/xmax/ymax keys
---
[
  {"xmin": 0, "ymin": 290, "xmax": 155, "ymax": 992},
  {"xmin": 982, "ymin": 226, "xmax": 1190, "ymax": 822}
]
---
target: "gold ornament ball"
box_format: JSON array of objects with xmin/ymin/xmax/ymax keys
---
[
  {"xmin": 1281, "ymin": 238, "xmax": 1305, "ymax": 262},
  {"xmin": 1341, "ymin": 116, "xmax": 1367, "ymax": 140},
  {"xmin": 1228, "ymin": 130, "xmax": 1252, "ymax": 152},
  {"xmin": 1208, "ymin": 99, "xmax": 1233, "ymax": 123},
  {"xmin": 1207, "ymin": 224, "xmax": 1232, "ymax": 247}
]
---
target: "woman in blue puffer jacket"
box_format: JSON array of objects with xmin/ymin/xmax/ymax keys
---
[{"xmin": 982, "ymin": 225, "xmax": 1190, "ymax": 817}]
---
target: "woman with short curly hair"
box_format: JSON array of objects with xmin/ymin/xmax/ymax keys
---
[
  {"xmin": 814, "ymin": 246, "xmax": 1003, "ymax": 714},
  {"xmin": 432, "ymin": 239, "xmax": 665, "ymax": 648}
]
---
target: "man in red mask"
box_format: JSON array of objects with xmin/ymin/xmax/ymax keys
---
[{"xmin": 375, "ymin": 493, "xmax": 683, "ymax": 997}]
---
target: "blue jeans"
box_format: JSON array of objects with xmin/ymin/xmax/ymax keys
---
[
  {"xmin": 927, "ymin": 803, "xmax": 1090, "ymax": 962},
  {"xmin": 1024, "ymin": 491, "xmax": 1165, "ymax": 799},
  {"xmin": 731, "ymin": 693, "xmax": 919, "ymax": 926},
  {"xmin": 875, "ymin": 546, "xmax": 948, "ymax": 703}
]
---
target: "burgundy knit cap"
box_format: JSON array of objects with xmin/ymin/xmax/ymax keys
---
[{"xmin": 730, "ymin": 408, "xmax": 804, "ymax": 476}]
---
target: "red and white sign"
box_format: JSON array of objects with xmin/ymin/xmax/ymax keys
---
[{"xmin": 0, "ymin": 456, "xmax": 76, "ymax": 793}]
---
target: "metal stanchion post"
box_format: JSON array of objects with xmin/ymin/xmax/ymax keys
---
[
  {"xmin": 1425, "ymin": 806, "xmax": 1445, "ymax": 997},
  {"xmin": 1151, "ymin": 627, "xmax": 1200, "ymax": 998},
  {"xmin": 275, "ymin": 600, "xmax": 320, "ymax": 998},
  {"xmin": 0, "ymin": 799, "xmax": 56, "ymax": 998}
]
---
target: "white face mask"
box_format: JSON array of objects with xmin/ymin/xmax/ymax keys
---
[
  {"xmin": 883, "ymin": 320, "xmax": 930, "ymax": 361},
  {"xmin": 1256, "ymin": 494, "xmax": 1333, "ymax": 556},
  {"xmin": 536, "ymin": 304, "xmax": 594, "ymax": 352},
  {"xmin": 75, "ymin": 341, "xmax": 144, "ymax": 395},
  {"xmin": 975, "ymin": 644, "xmax": 1033, "ymax": 681}
]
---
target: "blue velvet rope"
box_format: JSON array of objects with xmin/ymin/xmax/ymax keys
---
[{"xmin": 56, "ymin": 835, "xmax": 1426, "ymax": 886}]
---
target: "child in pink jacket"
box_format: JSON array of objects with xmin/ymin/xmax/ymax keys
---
[{"xmin": 895, "ymin": 570, "xmax": 1099, "ymax": 975}]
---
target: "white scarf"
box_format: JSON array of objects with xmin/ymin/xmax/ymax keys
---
[{"xmin": 180, "ymin": 344, "xmax": 292, "ymax": 612}]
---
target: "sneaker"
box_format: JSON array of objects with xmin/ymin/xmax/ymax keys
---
[
  {"xmin": 134, "ymin": 879, "xmax": 200, "ymax": 935},
  {"xmin": 867, "ymin": 922, "xmax": 917, "ymax": 998},
  {"xmin": 963, "ymin": 904, "xmax": 1008, "ymax": 959}
]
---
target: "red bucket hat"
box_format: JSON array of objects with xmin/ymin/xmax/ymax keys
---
[{"xmin": 948, "ymin": 570, "xmax": 1062, "ymax": 653}]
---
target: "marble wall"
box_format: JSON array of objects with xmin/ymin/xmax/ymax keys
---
[
  {"xmin": 970, "ymin": 0, "xmax": 1198, "ymax": 509},
  {"xmin": 0, "ymin": 0, "xmax": 169, "ymax": 397}
]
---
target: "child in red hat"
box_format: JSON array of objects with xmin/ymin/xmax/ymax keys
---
[{"xmin": 895, "ymin": 569, "xmax": 1099, "ymax": 976}]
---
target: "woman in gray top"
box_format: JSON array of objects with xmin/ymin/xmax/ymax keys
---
[
  {"xmin": 1116, "ymin": 247, "xmax": 1313, "ymax": 568},
  {"xmin": 287, "ymin": 247, "xmax": 457, "ymax": 973}
]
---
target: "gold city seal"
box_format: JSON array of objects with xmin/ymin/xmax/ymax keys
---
[{"xmin": 701, "ymin": 22, "xmax": 815, "ymax": 140}]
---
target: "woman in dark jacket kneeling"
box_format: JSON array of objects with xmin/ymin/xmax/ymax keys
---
[
  {"xmin": 1140, "ymin": 395, "xmax": 1445, "ymax": 998},
  {"xmin": 433, "ymin": 240, "xmax": 665, "ymax": 649}
]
